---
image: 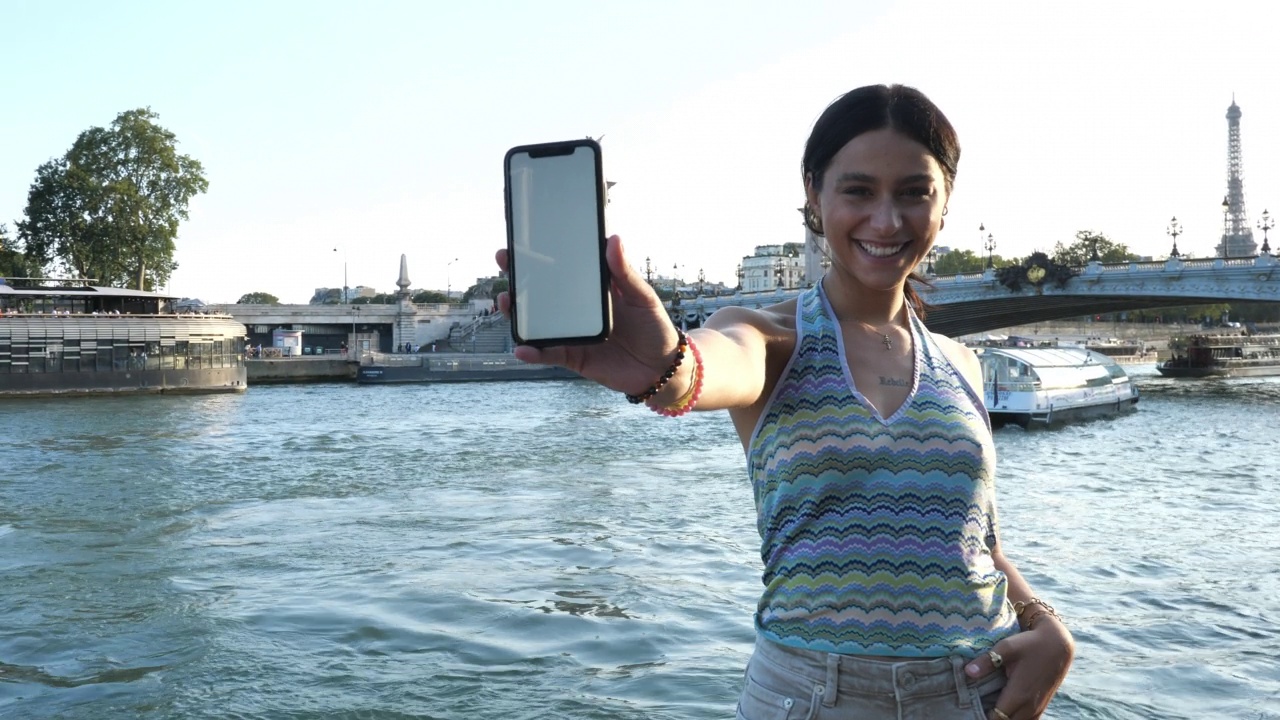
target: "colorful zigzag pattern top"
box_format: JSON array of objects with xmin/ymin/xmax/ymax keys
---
[{"xmin": 747, "ymin": 282, "xmax": 1020, "ymax": 658}]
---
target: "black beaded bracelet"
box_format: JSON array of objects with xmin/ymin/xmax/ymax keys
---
[{"xmin": 624, "ymin": 328, "xmax": 687, "ymax": 404}]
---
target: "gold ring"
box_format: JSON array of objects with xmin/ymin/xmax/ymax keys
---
[
  {"xmin": 992, "ymin": 709, "xmax": 1012, "ymax": 720},
  {"xmin": 987, "ymin": 649, "xmax": 1004, "ymax": 668}
]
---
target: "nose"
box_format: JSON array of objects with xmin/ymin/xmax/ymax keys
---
[{"xmin": 867, "ymin": 195, "xmax": 902, "ymax": 236}]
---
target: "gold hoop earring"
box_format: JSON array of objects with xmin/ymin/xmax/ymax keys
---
[
  {"xmin": 804, "ymin": 203, "xmax": 825, "ymax": 236},
  {"xmin": 942, "ymin": 207, "xmax": 949, "ymax": 216}
]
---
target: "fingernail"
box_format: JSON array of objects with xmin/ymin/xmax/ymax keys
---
[{"xmin": 965, "ymin": 663, "xmax": 980, "ymax": 676}]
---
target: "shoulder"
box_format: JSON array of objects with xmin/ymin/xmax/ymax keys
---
[
  {"xmin": 929, "ymin": 332, "xmax": 982, "ymax": 386},
  {"xmin": 704, "ymin": 299, "xmax": 798, "ymax": 349}
]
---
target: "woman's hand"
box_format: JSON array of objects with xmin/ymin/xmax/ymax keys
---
[
  {"xmin": 495, "ymin": 235, "xmax": 683, "ymax": 396},
  {"xmin": 964, "ymin": 618, "xmax": 1074, "ymax": 720}
]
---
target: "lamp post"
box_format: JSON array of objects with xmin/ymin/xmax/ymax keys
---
[
  {"xmin": 926, "ymin": 246, "xmax": 937, "ymax": 276},
  {"xmin": 1260, "ymin": 209, "xmax": 1274, "ymax": 254},
  {"xmin": 446, "ymin": 257, "xmax": 459, "ymax": 301},
  {"xmin": 1222, "ymin": 196, "xmax": 1230, "ymax": 257},
  {"xmin": 774, "ymin": 257, "xmax": 784, "ymax": 288},
  {"xmin": 352, "ymin": 304, "xmax": 360, "ymax": 356},
  {"xmin": 333, "ymin": 247, "xmax": 347, "ymax": 303},
  {"xmin": 697, "ymin": 268, "xmax": 706, "ymax": 297},
  {"xmin": 736, "ymin": 263, "xmax": 744, "ymax": 291},
  {"xmin": 645, "ymin": 256, "xmax": 653, "ymax": 285},
  {"xmin": 1167, "ymin": 216, "xmax": 1182, "ymax": 258},
  {"xmin": 982, "ymin": 225, "xmax": 996, "ymax": 269}
]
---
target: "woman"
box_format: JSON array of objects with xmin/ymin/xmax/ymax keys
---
[{"xmin": 496, "ymin": 84, "xmax": 1073, "ymax": 720}]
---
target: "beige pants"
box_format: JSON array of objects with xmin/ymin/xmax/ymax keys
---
[{"xmin": 736, "ymin": 636, "xmax": 1007, "ymax": 720}]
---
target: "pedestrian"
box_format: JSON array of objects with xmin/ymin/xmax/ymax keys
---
[{"xmin": 494, "ymin": 84, "xmax": 1073, "ymax": 720}]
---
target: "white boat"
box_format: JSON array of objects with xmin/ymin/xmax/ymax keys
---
[{"xmin": 973, "ymin": 346, "xmax": 1139, "ymax": 427}]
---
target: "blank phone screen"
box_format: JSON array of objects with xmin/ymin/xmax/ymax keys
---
[{"xmin": 508, "ymin": 144, "xmax": 605, "ymax": 343}]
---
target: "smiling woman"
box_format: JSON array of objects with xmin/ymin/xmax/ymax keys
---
[{"xmin": 496, "ymin": 84, "xmax": 1075, "ymax": 720}]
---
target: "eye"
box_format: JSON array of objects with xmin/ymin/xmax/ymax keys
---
[
  {"xmin": 841, "ymin": 186, "xmax": 873, "ymax": 197},
  {"xmin": 900, "ymin": 186, "xmax": 932, "ymax": 198}
]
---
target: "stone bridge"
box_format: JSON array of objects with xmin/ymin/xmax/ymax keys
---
[{"xmin": 667, "ymin": 254, "xmax": 1280, "ymax": 337}]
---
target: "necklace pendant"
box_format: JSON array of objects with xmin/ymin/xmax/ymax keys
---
[{"xmin": 881, "ymin": 334, "xmax": 893, "ymax": 351}]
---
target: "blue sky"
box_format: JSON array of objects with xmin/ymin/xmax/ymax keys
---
[{"xmin": 3, "ymin": 1, "xmax": 1279, "ymax": 303}]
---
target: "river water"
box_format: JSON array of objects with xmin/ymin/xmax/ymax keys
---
[{"xmin": 1, "ymin": 367, "xmax": 1278, "ymax": 719}]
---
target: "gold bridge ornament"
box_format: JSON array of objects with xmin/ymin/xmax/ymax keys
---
[{"xmin": 1026, "ymin": 265, "xmax": 1047, "ymax": 284}]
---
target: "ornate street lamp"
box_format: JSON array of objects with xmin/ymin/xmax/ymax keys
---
[
  {"xmin": 645, "ymin": 256, "xmax": 653, "ymax": 285},
  {"xmin": 736, "ymin": 263, "xmax": 744, "ymax": 291},
  {"xmin": 774, "ymin": 257, "xmax": 784, "ymax": 288},
  {"xmin": 1167, "ymin": 216, "xmax": 1182, "ymax": 258},
  {"xmin": 1260, "ymin": 209, "xmax": 1274, "ymax": 254},
  {"xmin": 697, "ymin": 268, "xmax": 706, "ymax": 296},
  {"xmin": 926, "ymin": 246, "xmax": 938, "ymax": 275},
  {"xmin": 982, "ymin": 226, "xmax": 996, "ymax": 270}
]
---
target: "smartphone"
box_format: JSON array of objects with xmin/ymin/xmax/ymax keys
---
[{"xmin": 504, "ymin": 138, "xmax": 611, "ymax": 347}]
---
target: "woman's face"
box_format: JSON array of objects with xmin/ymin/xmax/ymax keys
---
[{"xmin": 807, "ymin": 128, "xmax": 949, "ymax": 294}]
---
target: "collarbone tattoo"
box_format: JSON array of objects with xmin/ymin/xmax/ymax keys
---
[{"xmin": 878, "ymin": 376, "xmax": 910, "ymax": 387}]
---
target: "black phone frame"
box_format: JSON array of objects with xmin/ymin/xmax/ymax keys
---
[{"xmin": 503, "ymin": 138, "xmax": 612, "ymax": 348}]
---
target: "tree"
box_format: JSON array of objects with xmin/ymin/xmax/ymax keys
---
[
  {"xmin": 16, "ymin": 108, "xmax": 208, "ymax": 290},
  {"xmin": 933, "ymin": 249, "xmax": 986, "ymax": 275},
  {"xmin": 412, "ymin": 289, "xmax": 449, "ymax": 303},
  {"xmin": 462, "ymin": 277, "xmax": 507, "ymax": 303},
  {"xmin": 237, "ymin": 291, "xmax": 280, "ymax": 304},
  {"xmin": 0, "ymin": 224, "xmax": 40, "ymax": 286},
  {"xmin": 1052, "ymin": 231, "xmax": 1138, "ymax": 267}
]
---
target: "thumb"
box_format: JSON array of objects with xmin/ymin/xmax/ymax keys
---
[{"xmin": 605, "ymin": 235, "xmax": 659, "ymax": 306}]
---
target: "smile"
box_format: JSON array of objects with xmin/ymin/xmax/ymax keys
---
[{"xmin": 855, "ymin": 240, "xmax": 910, "ymax": 258}]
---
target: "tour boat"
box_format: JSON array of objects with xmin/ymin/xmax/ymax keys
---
[
  {"xmin": 1157, "ymin": 332, "xmax": 1280, "ymax": 378},
  {"xmin": 974, "ymin": 346, "xmax": 1139, "ymax": 428},
  {"xmin": 0, "ymin": 282, "xmax": 248, "ymax": 398}
]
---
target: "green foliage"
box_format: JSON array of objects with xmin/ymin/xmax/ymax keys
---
[
  {"xmin": 237, "ymin": 291, "xmax": 280, "ymax": 304},
  {"xmin": 412, "ymin": 289, "xmax": 449, "ymax": 303},
  {"xmin": 0, "ymin": 224, "xmax": 40, "ymax": 286},
  {"xmin": 933, "ymin": 249, "xmax": 986, "ymax": 274},
  {"xmin": 462, "ymin": 278, "xmax": 508, "ymax": 303},
  {"xmin": 351, "ymin": 292, "xmax": 399, "ymax": 305},
  {"xmin": 1052, "ymin": 231, "xmax": 1138, "ymax": 267},
  {"xmin": 16, "ymin": 108, "xmax": 208, "ymax": 290}
]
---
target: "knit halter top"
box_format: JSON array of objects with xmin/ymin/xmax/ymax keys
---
[{"xmin": 746, "ymin": 281, "xmax": 1019, "ymax": 658}]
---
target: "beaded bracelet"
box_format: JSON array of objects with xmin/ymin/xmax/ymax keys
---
[
  {"xmin": 649, "ymin": 334, "xmax": 703, "ymax": 417},
  {"xmin": 624, "ymin": 328, "xmax": 687, "ymax": 404}
]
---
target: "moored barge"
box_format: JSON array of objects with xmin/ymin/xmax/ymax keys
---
[
  {"xmin": 1157, "ymin": 332, "xmax": 1280, "ymax": 378},
  {"xmin": 356, "ymin": 352, "xmax": 577, "ymax": 384},
  {"xmin": 0, "ymin": 282, "xmax": 248, "ymax": 398}
]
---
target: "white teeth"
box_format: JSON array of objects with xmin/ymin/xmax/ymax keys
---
[{"xmin": 857, "ymin": 241, "xmax": 907, "ymax": 258}]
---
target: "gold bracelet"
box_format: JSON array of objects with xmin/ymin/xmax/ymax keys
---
[
  {"xmin": 1018, "ymin": 604, "xmax": 1059, "ymax": 627},
  {"xmin": 1012, "ymin": 598, "xmax": 1057, "ymax": 618},
  {"xmin": 661, "ymin": 362, "xmax": 700, "ymax": 411}
]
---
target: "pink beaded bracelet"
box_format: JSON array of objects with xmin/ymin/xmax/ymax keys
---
[{"xmin": 648, "ymin": 333, "xmax": 703, "ymax": 417}]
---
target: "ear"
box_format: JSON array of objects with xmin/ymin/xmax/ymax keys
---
[{"xmin": 804, "ymin": 173, "xmax": 821, "ymax": 214}]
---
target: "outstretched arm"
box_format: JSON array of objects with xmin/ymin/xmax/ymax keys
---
[{"xmin": 495, "ymin": 235, "xmax": 771, "ymax": 412}]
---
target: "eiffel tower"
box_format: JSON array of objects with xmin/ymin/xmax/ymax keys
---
[{"xmin": 1217, "ymin": 97, "xmax": 1257, "ymax": 257}]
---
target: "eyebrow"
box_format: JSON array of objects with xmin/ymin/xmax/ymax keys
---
[{"xmin": 834, "ymin": 172, "xmax": 935, "ymax": 185}]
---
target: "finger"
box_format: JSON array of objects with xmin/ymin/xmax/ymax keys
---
[
  {"xmin": 604, "ymin": 235, "xmax": 659, "ymax": 306},
  {"xmin": 496, "ymin": 291, "xmax": 511, "ymax": 317},
  {"xmin": 495, "ymin": 248, "xmax": 509, "ymax": 272}
]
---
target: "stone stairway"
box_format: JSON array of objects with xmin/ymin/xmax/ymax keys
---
[{"xmin": 449, "ymin": 314, "xmax": 512, "ymax": 353}]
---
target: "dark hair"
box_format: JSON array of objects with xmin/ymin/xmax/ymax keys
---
[{"xmin": 801, "ymin": 84, "xmax": 959, "ymax": 315}]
